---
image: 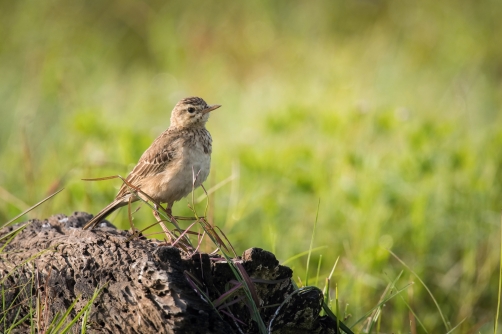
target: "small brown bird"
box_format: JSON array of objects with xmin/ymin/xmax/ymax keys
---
[{"xmin": 83, "ymin": 97, "xmax": 221, "ymax": 230}]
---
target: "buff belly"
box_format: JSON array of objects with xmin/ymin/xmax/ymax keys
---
[{"xmin": 140, "ymin": 145, "xmax": 211, "ymax": 204}]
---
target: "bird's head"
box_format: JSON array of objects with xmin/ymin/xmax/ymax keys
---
[{"xmin": 170, "ymin": 97, "xmax": 221, "ymax": 128}]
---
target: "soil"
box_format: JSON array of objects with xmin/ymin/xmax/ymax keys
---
[{"xmin": 0, "ymin": 212, "xmax": 346, "ymax": 334}]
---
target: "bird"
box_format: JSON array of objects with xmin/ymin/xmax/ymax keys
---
[{"xmin": 83, "ymin": 96, "xmax": 221, "ymax": 230}]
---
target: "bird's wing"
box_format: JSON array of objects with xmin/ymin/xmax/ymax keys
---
[{"xmin": 116, "ymin": 129, "xmax": 184, "ymax": 198}]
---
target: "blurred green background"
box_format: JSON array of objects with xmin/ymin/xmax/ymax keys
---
[{"xmin": 1, "ymin": 0, "xmax": 502, "ymax": 332}]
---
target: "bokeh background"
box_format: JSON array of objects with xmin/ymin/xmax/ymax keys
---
[{"xmin": 1, "ymin": 1, "xmax": 502, "ymax": 332}]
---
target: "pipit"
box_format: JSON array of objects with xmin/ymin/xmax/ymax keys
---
[{"xmin": 83, "ymin": 97, "xmax": 221, "ymax": 230}]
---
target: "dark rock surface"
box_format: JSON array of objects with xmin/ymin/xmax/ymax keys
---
[{"xmin": 0, "ymin": 212, "xmax": 348, "ymax": 334}]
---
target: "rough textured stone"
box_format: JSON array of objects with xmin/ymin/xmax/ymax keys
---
[{"xmin": 0, "ymin": 212, "xmax": 349, "ymax": 333}]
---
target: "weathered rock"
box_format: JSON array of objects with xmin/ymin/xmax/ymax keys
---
[{"xmin": 0, "ymin": 212, "xmax": 348, "ymax": 333}]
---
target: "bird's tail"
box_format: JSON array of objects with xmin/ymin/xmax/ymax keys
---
[{"xmin": 83, "ymin": 199, "xmax": 128, "ymax": 230}]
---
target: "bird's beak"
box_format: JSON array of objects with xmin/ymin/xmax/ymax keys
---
[{"xmin": 203, "ymin": 104, "xmax": 221, "ymax": 114}]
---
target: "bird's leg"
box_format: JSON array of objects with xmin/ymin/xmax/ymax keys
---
[
  {"xmin": 166, "ymin": 202, "xmax": 179, "ymax": 225},
  {"xmin": 153, "ymin": 203, "xmax": 174, "ymax": 244},
  {"xmin": 164, "ymin": 202, "xmax": 185, "ymax": 233}
]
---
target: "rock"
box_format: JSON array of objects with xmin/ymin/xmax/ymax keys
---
[{"xmin": 0, "ymin": 212, "xmax": 349, "ymax": 333}]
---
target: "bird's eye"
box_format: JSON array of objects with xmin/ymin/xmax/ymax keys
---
[{"xmin": 187, "ymin": 107, "xmax": 195, "ymax": 113}]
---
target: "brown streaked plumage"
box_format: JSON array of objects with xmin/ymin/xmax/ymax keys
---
[{"xmin": 83, "ymin": 97, "xmax": 221, "ymax": 230}]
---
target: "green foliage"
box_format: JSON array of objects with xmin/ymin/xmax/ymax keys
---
[{"xmin": 1, "ymin": 1, "xmax": 501, "ymax": 332}]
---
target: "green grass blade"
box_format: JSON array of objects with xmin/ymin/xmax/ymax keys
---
[
  {"xmin": 6, "ymin": 309, "xmax": 32, "ymax": 332},
  {"xmin": 1, "ymin": 268, "xmax": 6, "ymax": 330},
  {"xmin": 388, "ymin": 249, "xmax": 450, "ymax": 331},
  {"xmin": 2, "ymin": 188, "xmax": 64, "ymax": 227},
  {"xmin": 0, "ymin": 280, "xmax": 33, "ymax": 325},
  {"xmin": 45, "ymin": 311, "xmax": 62, "ymax": 333},
  {"xmin": 58, "ymin": 284, "xmax": 106, "ymax": 334},
  {"xmin": 315, "ymin": 255, "xmax": 322, "ymax": 287},
  {"xmin": 365, "ymin": 271, "xmax": 404, "ymax": 333},
  {"xmin": 445, "ymin": 317, "xmax": 466, "ymax": 334},
  {"xmin": 281, "ymin": 246, "xmax": 328, "ymax": 265},
  {"xmin": 327, "ymin": 256, "xmax": 340, "ymax": 281},
  {"xmin": 399, "ymin": 295, "xmax": 429, "ymax": 333},
  {"xmin": 495, "ymin": 214, "xmax": 502, "ymax": 334},
  {"xmin": 81, "ymin": 308, "xmax": 90, "ymax": 334},
  {"xmin": 322, "ymin": 302, "xmax": 354, "ymax": 334},
  {"xmin": 350, "ymin": 282, "xmax": 413, "ymax": 327},
  {"xmin": 335, "ymin": 283, "xmax": 340, "ymax": 333},
  {"xmin": 305, "ymin": 199, "xmax": 320, "ymax": 286},
  {"xmin": 0, "ymin": 247, "xmax": 56, "ymax": 285},
  {"xmin": 322, "ymin": 277, "xmax": 330, "ymax": 316},
  {"xmin": 0, "ymin": 224, "xmax": 27, "ymax": 248},
  {"xmin": 49, "ymin": 300, "xmax": 76, "ymax": 333}
]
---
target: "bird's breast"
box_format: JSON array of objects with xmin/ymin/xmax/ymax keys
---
[
  {"xmin": 151, "ymin": 133, "xmax": 212, "ymax": 203},
  {"xmin": 182, "ymin": 140, "xmax": 211, "ymax": 187}
]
